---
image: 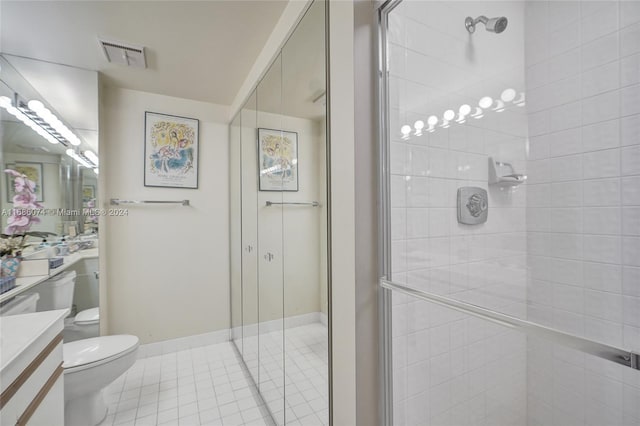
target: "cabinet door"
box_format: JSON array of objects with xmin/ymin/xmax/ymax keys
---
[
  {"xmin": 256, "ymin": 54, "xmax": 285, "ymax": 425},
  {"xmin": 241, "ymin": 92, "xmax": 259, "ymax": 384}
]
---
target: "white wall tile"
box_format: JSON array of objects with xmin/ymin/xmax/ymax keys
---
[
  {"xmin": 620, "ymin": 23, "xmax": 640, "ymax": 57},
  {"xmin": 621, "ymin": 54, "xmax": 640, "ymax": 87},
  {"xmin": 581, "ymin": 33, "xmax": 619, "ymax": 70},
  {"xmin": 583, "ymin": 148, "xmax": 620, "ymax": 179},
  {"xmin": 581, "ymin": 61, "xmax": 619, "ymax": 98},
  {"xmin": 582, "ymin": 119, "xmax": 620, "ymax": 152},
  {"xmin": 621, "ymin": 116, "xmax": 639, "ymax": 149}
]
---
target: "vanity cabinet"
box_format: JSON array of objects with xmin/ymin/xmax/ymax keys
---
[{"xmin": 1, "ymin": 310, "xmax": 67, "ymax": 426}]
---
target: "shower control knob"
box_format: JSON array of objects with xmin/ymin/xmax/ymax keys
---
[{"xmin": 466, "ymin": 193, "xmax": 488, "ymax": 217}]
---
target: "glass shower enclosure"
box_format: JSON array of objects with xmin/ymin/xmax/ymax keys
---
[{"xmin": 378, "ymin": 1, "xmax": 640, "ymax": 425}]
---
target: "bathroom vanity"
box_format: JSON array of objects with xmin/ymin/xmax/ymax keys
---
[{"xmin": 0, "ymin": 309, "xmax": 68, "ymax": 426}]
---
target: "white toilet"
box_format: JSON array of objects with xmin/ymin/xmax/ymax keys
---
[
  {"xmin": 64, "ymin": 335, "xmax": 139, "ymax": 426},
  {"xmin": 1, "ymin": 272, "xmax": 140, "ymax": 426},
  {"xmin": 64, "ymin": 306, "xmax": 100, "ymax": 341}
]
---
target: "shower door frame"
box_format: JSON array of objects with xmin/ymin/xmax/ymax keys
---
[
  {"xmin": 376, "ymin": 1, "xmax": 640, "ymax": 425},
  {"xmin": 377, "ymin": 1, "xmax": 403, "ymax": 425}
]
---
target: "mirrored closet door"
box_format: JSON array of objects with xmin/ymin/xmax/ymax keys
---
[{"xmin": 229, "ymin": 1, "xmax": 329, "ymax": 424}]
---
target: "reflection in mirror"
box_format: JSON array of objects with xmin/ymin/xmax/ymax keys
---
[
  {"xmin": 256, "ymin": 52, "xmax": 285, "ymax": 424},
  {"xmin": 241, "ymin": 90, "xmax": 260, "ymax": 388},
  {"xmin": 281, "ymin": 1, "xmax": 328, "ymax": 424},
  {"xmin": 0, "ymin": 54, "xmax": 100, "ymax": 342}
]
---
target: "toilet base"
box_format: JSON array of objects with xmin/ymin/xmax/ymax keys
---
[{"xmin": 65, "ymin": 389, "xmax": 108, "ymax": 426}]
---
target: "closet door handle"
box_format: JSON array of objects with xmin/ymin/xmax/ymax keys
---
[
  {"xmin": 245, "ymin": 245, "xmax": 254, "ymax": 253},
  {"xmin": 263, "ymin": 252, "xmax": 274, "ymax": 262}
]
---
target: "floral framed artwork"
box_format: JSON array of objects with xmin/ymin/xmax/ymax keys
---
[
  {"xmin": 144, "ymin": 111, "xmax": 199, "ymax": 189},
  {"xmin": 257, "ymin": 128, "xmax": 298, "ymax": 192},
  {"xmin": 82, "ymin": 185, "xmax": 95, "ymax": 202},
  {"xmin": 6, "ymin": 162, "xmax": 44, "ymax": 203}
]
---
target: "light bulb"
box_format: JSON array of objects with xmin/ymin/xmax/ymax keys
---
[
  {"xmin": 443, "ymin": 110, "xmax": 455, "ymax": 121},
  {"xmin": 501, "ymin": 88, "xmax": 516, "ymax": 103},
  {"xmin": 459, "ymin": 104, "xmax": 471, "ymax": 116},
  {"xmin": 401, "ymin": 125, "xmax": 412, "ymax": 137},
  {"xmin": 427, "ymin": 115, "xmax": 438, "ymax": 126},
  {"xmin": 27, "ymin": 100, "xmax": 45, "ymax": 112},
  {"xmin": 479, "ymin": 96, "xmax": 493, "ymax": 109},
  {"xmin": 414, "ymin": 120, "xmax": 424, "ymax": 131},
  {"xmin": 0, "ymin": 96, "xmax": 12, "ymax": 109}
]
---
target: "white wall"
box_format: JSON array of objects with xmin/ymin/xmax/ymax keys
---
[
  {"xmin": 387, "ymin": 1, "xmax": 529, "ymax": 425},
  {"xmin": 328, "ymin": 1, "xmax": 357, "ymax": 424},
  {"xmin": 101, "ymin": 86, "xmax": 230, "ymax": 344},
  {"xmin": 524, "ymin": 1, "xmax": 640, "ymax": 424}
]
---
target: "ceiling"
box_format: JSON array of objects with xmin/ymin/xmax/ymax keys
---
[{"xmin": 0, "ymin": 0, "xmax": 288, "ymax": 106}]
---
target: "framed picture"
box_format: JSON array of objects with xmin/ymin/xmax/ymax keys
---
[
  {"xmin": 144, "ymin": 111, "xmax": 199, "ymax": 189},
  {"xmin": 6, "ymin": 162, "xmax": 44, "ymax": 202},
  {"xmin": 82, "ymin": 185, "xmax": 95, "ymax": 202},
  {"xmin": 257, "ymin": 128, "xmax": 298, "ymax": 192}
]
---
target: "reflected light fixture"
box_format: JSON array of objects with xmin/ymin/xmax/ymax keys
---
[
  {"xmin": 28, "ymin": 100, "xmax": 81, "ymax": 145},
  {"xmin": 457, "ymin": 104, "xmax": 471, "ymax": 123},
  {"xmin": 83, "ymin": 150, "xmax": 99, "ymax": 166},
  {"xmin": 0, "ymin": 95, "xmax": 83, "ymax": 147},
  {"xmin": 401, "ymin": 125, "xmax": 412, "ymax": 139},
  {"xmin": 427, "ymin": 115, "xmax": 438, "ymax": 132},
  {"xmin": 66, "ymin": 149, "xmax": 94, "ymax": 168},
  {"xmin": 479, "ymin": 96, "xmax": 493, "ymax": 109},
  {"xmin": 414, "ymin": 120, "xmax": 425, "ymax": 136}
]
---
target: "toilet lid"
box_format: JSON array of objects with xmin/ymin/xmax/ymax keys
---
[
  {"xmin": 74, "ymin": 307, "xmax": 100, "ymax": 325},
  {"xmin": 63, "ymin": 335, "xmax": 139, "ymax": 370}
]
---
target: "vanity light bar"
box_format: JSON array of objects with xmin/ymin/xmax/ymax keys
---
[
  {"xmin": 66, "ymin": 149, "xmax": 94, "ymax": 168},
  {"xmin": 0, "ymin": 95, "xmax": 62, "ymax": 145},
  {"xmin": 26, "ymin": 100, "xmax": 81, "ymax": 146},
  {"xmin": 83, "ymin": 150, "xmax": 99, "ymax": 166}
]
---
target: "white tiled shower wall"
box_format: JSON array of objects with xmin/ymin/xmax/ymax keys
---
[
  {"xmin": 388, "ymin": 1, "xmax": 530, "ymax": 424},
  {"xmin": 389, "ymin": 1, "xmax": 640, "ymax": 425},
  {"xmin": 524, "ymin": 1, "xmax": 640, "ymax": 425}
]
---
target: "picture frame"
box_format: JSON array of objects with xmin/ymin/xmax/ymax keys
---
[
  {"xmin": 144, "ymin": 111, "xmax": 199, "ymax": 189},
  {"xmin": 257, "ymin": 128, "xmax": 299, "ymax": 192},
  {"xmin": 6, "ymin": 162, "xmax": 44, "ymax": 203},
  {"xmin": 82, "ymin": 185, "xmax": 95, "ymax": 202}
]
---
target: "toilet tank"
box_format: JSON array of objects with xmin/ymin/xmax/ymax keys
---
[
  {"xmin": 31, "ymin": 270, "xmax": 77, "ymax": 311},
  {"xmin": 0, "ymin": 293, "xmax": 40, "ymax": 316}
]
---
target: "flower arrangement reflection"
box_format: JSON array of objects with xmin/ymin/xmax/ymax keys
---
[
  {"xmin": 1, "ymin": 169, "xmax": 42, "ymax": 259},
  {"xmin": 4, "ymin": 169, "xmax": 43, "ymax": 234}
]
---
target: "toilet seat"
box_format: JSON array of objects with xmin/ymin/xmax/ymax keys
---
[
  {"xmin": 74, "ymin": 307, "xmax": 100, "ymax": 325},
  {"xmin": 64, "ymin": 335, "xmax": 139, "ymax": 373}
]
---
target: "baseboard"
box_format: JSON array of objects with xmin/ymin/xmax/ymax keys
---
[
  {"xmin": 136, "ymin": 328, "xmax": 230, "ymax": 359},
  {"xmin": 137, "ymin": 312, "xmax": 327, "ymax": 359},
  {"xmin": 243, "ymin": 311, "xmax": 323, "ymax": 337}
]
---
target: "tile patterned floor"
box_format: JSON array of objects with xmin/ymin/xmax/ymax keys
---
[
  {"xmin": 247, "ymin": 323, "xmax": 329, "ymax": 426},
  {"xmin": 102, "ymin": 323, "xmax": 328, "ymax": 426}
]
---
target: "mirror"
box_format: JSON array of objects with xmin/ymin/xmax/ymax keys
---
[
  {"xmin": 230, "ymin": 1, "xmax": 328, "ymax": 424},
  {"xmin": 0, "ymin": 54, "xmax": 100, "ymax": 340}
]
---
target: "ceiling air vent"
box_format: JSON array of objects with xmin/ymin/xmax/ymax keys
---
[{"xmin": 99, "ymin": 38, "xmax": 146, "ymax": 68}]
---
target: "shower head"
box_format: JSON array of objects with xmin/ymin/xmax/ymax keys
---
[{"xmin": 465, "ymin": 16, "xmax": 508, "ymax": 34}]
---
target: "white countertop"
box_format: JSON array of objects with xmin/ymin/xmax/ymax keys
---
[
  {"xmin": 0, "ymin": 248, "xmax": 98, "ymax": 304},
  {"xmin": 0, "ymin": 309, "xmax": 69, "ymax": 387}
]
